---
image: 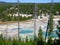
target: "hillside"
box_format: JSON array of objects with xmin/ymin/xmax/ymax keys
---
[{"xmin": 0, "ymin": 2, "xmax": 60, "ymax": 14}]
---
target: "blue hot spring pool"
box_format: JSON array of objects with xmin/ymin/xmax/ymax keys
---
[
  {"xmin": 11, "ymin": 28, "xmax": 33, "ymax": 34},
  {"xmin": 11, "ymin": 28, "xmax": 58, "ymax": 38}
]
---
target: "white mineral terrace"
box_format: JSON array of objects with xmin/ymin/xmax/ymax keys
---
[{"xmin": 0, "ymin": 15, "xmax": 60, "ymax": 39}]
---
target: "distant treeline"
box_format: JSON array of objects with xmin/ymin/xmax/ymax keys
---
[{"xmin": 0, "ymin": 2, "xmax": 60, "ymax": 14}]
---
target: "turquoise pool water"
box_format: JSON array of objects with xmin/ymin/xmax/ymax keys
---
[
  {"xmin": 43, "ymin": 31, "xmax": 58, "ymax": 38},
  {"xmin": 11, "ymin": 28, "xmax": 33, "ymax": 34},
  {"xmin": 11, "ymin": 28, "xmax": 58, "ymax": 38}
]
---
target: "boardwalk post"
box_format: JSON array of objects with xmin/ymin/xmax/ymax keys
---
[{"xmin": 17, "ymin": 0, "xmax": 20, "ymax": 40}]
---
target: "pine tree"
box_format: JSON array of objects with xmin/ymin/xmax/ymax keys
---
[
  {"xmin": 26, "ymin": 36, "xmax": 28, "ymax": 42},
  {"xmin": 38, "ymin": 27, "xmax": 43, "ymax": 40},
  {"xmin": 48, "ymin": 13, "xmax": 54, "ymax": 39},
  {"xmin": 46, "ymin": 13, "xmax": 54, "ymax": 45},
  {"xmin": 37, "ymin": 27, "xmax": 44, "ymax": 45}
]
